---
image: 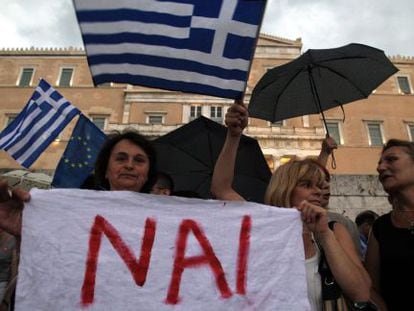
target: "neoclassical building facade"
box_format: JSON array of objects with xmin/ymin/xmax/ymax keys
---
[{"xmin": 1, "ymin": 34, "xmax": 414, "ymax": 177}]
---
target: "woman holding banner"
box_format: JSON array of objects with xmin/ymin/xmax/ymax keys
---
[
  {"xmin": 0, "ymin": 129, "xmax": 157, "ymax": 234},
  {"xmin": 0, "ymin": 129, "xmax": 158, "ymax": 309},
  {"xmin": 211, "ymin": 103, "xmax": 373, "ymax": 310}
]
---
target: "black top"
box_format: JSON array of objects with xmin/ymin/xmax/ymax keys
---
[{"xmin": 372, "ymin": 213, "xmax": 414, "ymax": 311}]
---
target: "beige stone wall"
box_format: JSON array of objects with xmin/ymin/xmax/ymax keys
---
[
  {"xmin": 0, "ymin": 35, "xmax": 413, "ymax": 178},
  {"xmin": 329, "ymin": 175, "xmax": 391, "ymax": 220},
  {"xmin": 317, "ymin": 91, "xmax": 414, "ymax": 174},
  {"xmin": 0, "ymin": 53, "xmax": 92, "ymax": 87}
]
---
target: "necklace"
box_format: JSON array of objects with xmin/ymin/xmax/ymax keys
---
[{"xmin": 392, "ymin": 210, "xmax": 414, "ymax": 234}]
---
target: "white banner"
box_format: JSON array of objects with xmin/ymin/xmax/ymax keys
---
[{"xmin": 17, "ymin": 189, "xmax": 310, "ymax": 311}]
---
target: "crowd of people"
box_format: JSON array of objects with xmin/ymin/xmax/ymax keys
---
[{"xmin": 0, "ymin": 101, "xmax": 413, "ymax": 310}]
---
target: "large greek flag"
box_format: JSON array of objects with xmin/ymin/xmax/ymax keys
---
[
  {"xmin": 0, "ymin": 79, "xmax": 80, "ymax": 168},
  {"xmin": 73, "ymin": 0, "xmax": 266, "ymax": 99}
]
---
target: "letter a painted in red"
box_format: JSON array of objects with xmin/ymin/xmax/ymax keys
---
[
  {"xmin": 165, "ymin": 219, "xmax": 232, "ymax": 304},
  {"xmin": 81, "ymin": 215, "xmax": 156, "ymax": 306},
  {"xmin": 236, "ymin": 215, "xmax": 251, "ymax": 295}
]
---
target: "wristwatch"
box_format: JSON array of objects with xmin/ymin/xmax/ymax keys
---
[{"xmin": 352, "ymin": 301, "xmax": 378, "ymax": 310}]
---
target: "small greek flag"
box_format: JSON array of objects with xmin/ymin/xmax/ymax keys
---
[
  {"xmin": 73, "ymin": 0, "xmax": 266, "ymax": 99},
  {"xmin": 0, "ymin": 79, "xmax": 80, "ymax": 168}
]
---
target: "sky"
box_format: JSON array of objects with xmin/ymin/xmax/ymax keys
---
[{"xmin": 0, "ymin": 0, "xmax": 412, "ymax": 56}]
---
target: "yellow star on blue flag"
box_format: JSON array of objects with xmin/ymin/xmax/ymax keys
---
[{"xmin": 52, "ymin": 114, "xmax": 106, "ymax": 188}]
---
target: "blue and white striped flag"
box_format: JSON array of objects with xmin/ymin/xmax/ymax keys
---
[
  {"xmin": 73, "ymin": 0, "xmax": 266, "ymax": 99},
  {"xmin": 0, "ymin": 79, "xmax": 80, "ymax": 168}
]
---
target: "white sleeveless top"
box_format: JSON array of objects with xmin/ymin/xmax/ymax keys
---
[{"xmin": 305, "ymin": 244, "xmax": 322, "ymax": 311}]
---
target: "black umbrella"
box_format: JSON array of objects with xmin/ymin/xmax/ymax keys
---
[
  {"xmin": 248, "ymin": 43, "xmax": 398, "ymax": 131},
  {"xmin": 153, "ymin": 116, "xmax": 271, "ymax": 203}
]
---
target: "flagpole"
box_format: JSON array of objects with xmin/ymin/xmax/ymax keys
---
[{"xmin": 240, "ymin": 0, "xmax": 269, "ymax": 102}]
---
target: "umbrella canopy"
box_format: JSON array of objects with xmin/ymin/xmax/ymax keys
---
[
  {"xmin": 248, "ymin": 43, "xmax": 399, "ymax": 128},
  {"xmin": 2, "ymin": 169, "xmax": 52, "ymax": 190},
  {"xmin": 153, "ymin": 116, "xmax": 271, "ymax": 203}
]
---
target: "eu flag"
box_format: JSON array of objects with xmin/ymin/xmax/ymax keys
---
[{"xmin": 52, "ymin": 115, "xmax": 106, "ymax": 188}]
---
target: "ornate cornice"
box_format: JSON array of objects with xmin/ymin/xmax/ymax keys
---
[
  {"xmin": 0, "ymin": 37, "xmax": 411, "ymax": 60},
  {"xmin": 259, "ymin": 33, "xmax": 302, "ymax": 45},
  {"xmin": 389, "ymin": 55, "xmax": 414, "ymax": 63},
  {"xmin": 0, "ymin": 46, "xmax": 85, "ymax": 56}
]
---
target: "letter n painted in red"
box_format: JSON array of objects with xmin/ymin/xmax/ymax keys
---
[
  {"xmin": 81, "ymin": 215, "xmax": 156, "ymax": 306},
  {"xmin": 166, "ymin": 219, "xmax": 232, "ymax": 304}
]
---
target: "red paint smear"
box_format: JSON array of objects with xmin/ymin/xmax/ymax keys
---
[
  {"xmin": 236, "ymin": 215, "xmax": 251, "ymax": 295},
  {"xmin": 81, "ymin": 215, "xmax": 156, "ymax": 307},
  {"xmin": 165, "ymin": 219, "xmax": 232, "ymax": 305}
]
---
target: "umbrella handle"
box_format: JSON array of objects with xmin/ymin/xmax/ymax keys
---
[{"xmin": 330, "ymin": 151, "xmax": 337, "ymax": 170}]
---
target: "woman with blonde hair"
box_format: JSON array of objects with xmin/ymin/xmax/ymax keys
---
[
  {"xmin": 264, "ymin": 157, "xmax": 325, "ymax": 207},
  {"xmin": 211, "ymin": 103, "xmax": 373, "ymax": 311}
]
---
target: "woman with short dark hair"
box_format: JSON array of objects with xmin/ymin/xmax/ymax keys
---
[
  {"xmin": 94, "ymin": 130, "xmax": 157, "ymax": 193},
  {"xmin": 365, "ymin": 139, "xmax": 414, "ymax": 310},
  {"xmin": 0, "ymin": 129, "xmax": 158, "ymax": 236}
]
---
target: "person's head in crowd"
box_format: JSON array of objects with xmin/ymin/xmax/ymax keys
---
[
  {"xmin": 94, "ymin": 130, "xmax": 157, "ymax": 193},
  {"xmin": 172, "ymin": 190, "xmax": 201, "ymax": 198},
  {"xmin": 315, "ymin": 161, "xmax": 331, "ymax": 208},
  {"xmin": 150, "ymin": 172, "xmax": 174, "ymax": 196},
  {"xmin": 264, "ymin": 158, "xmax": 325, "ymax": 208},
  {"xmin": 377, "ymin": 139, "xmax": 414, "ymax": 195},
  {"xmin": 355, "ymin": 210, "xmax": 379, "ymax": 239}
]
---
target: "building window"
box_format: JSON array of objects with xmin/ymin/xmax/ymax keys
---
[
  {"xmin": 367, "ymin": 122, "xmax": 384, "ymax": 146},
  {"xmin": 145, "ymin": 111, "xmax": 166, "ymax": 124},
  {"xmin": 397, "ymin": 76, "xmax": 412, "ymax": 94},
  {"xmin": 97, "ymin": 82, "xmax": 112, "ymax": 88},
  {"xmin": 408, "ymin": 124, "xmax": 414, "ymax": 142},
  {"xmin": 18, "ymin": 68, "xmax": 34, "ymax": 87},
  {"xmin": 325, "ymin": 122, "xmax": 342, "ymax": 145},
  {"xmin": 271, "ymin": 120, "xmax": 283, "ymax": 127},
  {"xmin": 148, "ymin": 115, "xmax": 164, "ymax": 124},
  {"xmin": 3, "ymin": 115, "xmax": 17, "ymax": 130},
  {"xmin": 91, "ymin": 116, "xmax": 107, "ymax": 131},
  {"xmin": 6, "ymin": 115, "xmax": 17, "ymax": 126},
  {"xmin": 210, "ymin": 106, "xmax": 223, "ymax": 123},
  {"xmin": 58, "ymin": 68, "xmax": 74, "ymax": 87},
  {"xmin": 190, "ymin": 106, "xmax": 202, "ymax": 121}
]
